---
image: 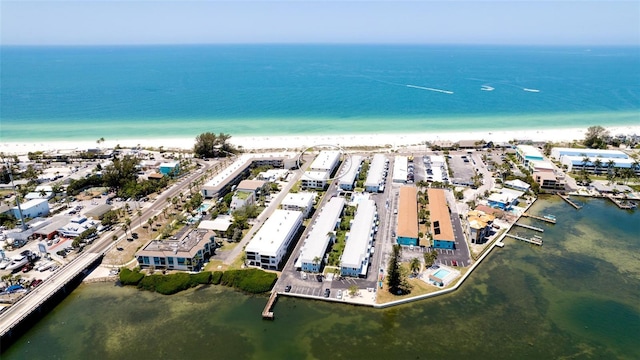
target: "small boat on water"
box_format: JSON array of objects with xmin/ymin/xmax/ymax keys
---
[{"xmin": 543, "ymin": 214, "xmax": 556, "ymax": 221}]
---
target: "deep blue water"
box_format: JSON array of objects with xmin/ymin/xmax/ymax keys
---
[{"xmin": 1, "ymin": 45, "xmax": 639, "ymax": 140}]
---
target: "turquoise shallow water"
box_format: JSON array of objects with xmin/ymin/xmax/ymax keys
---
[
  {"xmin": 2, "ymin": 45, "xmax": 639, "ymax": 142},
  {"xmin": 4, "ymin": 197, "xmax": 640, "ymax": 359}
]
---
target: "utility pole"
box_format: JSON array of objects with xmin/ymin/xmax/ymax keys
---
[{"xmin": 2, "ymin": 157, "xmax": 27, "ymax": 231}]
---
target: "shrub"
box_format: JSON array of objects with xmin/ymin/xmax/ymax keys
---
[
  {"xmin": 221, "ymin": 268, "xmax": 277, "ymax": 294},
  {"xmin": 138, "ymin": 272, "xmax": 207, "ymax": 295},
  {"xmin": 119, "ymin": 268, "xmax": 144, "ymax": 286},
  {"xmin": 211, "ymin": 271, "xmax": 223, "ymax": 285}
]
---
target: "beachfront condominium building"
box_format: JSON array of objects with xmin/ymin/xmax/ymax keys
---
[
  {"xmin": 534, "ymin": 171, "xmax": 567, "ymax": 192},
  {"xmin": 427, "ymin": 188, "xmax": 455, "ymax": 250},
  {"xmin": 364, "ymin": 154, "xmax": 387, "ymax": 192},
  {"xmin": 280, "ymin": 192, "xmax": 316, "ymax": 218},
  {"xmin": 515, "ymin": 145, "xmax": 545, "ymax": 172},
  {"xmin": 245, "ymin": 209, "xmax": 303, "ymax": 270},
  {"xmin": 550, "ymin": 147, "xmax": 639, "ymax": 175},
  {"xmin": 301, "ymin": 150, "xmax": 342, "ymax": 190},
  {"xmin": 297, "ymin": 197, "xmax": 345, "ymax": 273},
  {"xmin": 396, "ymin": 186, "xmax": 419, "ymax": 246},
  {"xmin": 338, "ymin": 155, "xmax": 363, "ymax": 191},
  {"xmin": 340, "ymin": 199, "xmax": 377, "ymax": 277},
  {"xmin": 201, "ymin": 153, "xmax": 297, "ymax": 199},
  {"xmin": 136, "ymin": 229, "xmax": 216, "ymax": 271}
]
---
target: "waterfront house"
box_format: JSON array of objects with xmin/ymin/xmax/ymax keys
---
[
  {"xmin": 467, "ymin": 210, "xmax": 495, "ymax": 244},
  {"xmin": 487, "ymin": 188, "xmax": 524, "ymax": 210},
  {"xmin": 396, "ymin": 186, "xmax": 419, "ymax": 246},
  {"xmin": 504, "ymin": 179, "xmax": 531, "ymax": 192},
  {"xmin": 427, "ymin": 188, "xmax": 455, "ymax": 249}
]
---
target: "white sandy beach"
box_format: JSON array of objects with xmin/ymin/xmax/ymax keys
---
[{"xmin": 1, "ymin": 126, "xmax": 639, "ymax": 155}]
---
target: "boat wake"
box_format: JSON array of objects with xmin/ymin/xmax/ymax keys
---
[
  {"xmin": 406, "ymin": 84, "xmax": 453, "ymax": 94},
  {"xmin": 481, "ymin": 85, "xmax": 494, "ymax": 91},
  {"xmin": 523, "ymin": 88, "xmax": 540, "ymax": 93}
]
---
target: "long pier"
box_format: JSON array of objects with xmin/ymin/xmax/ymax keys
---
[
  {"xmin": 514, "ymin": 223, "xmax": 544, "ymax": 232},
  {"xmin": 505, "ymin": 233, "xmax": 543, "ymax": 246},
  {"xmin": 559, "ymin": 194, "xmax": 582, "ymax": 209},
  {"xmin": 522, "ymin": 212, "xmax": 556, "ymax": 224},
  {"xmin": 262, "ymin": 292, "xmax": 278, "ymax": 320}
]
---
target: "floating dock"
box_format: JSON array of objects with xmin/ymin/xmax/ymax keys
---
[
  {"xmin": 514, "ymin": 223, "xmax": 544, "ymax": 232},
  {"xmin": 522, "ymin": 212, "xmax": 556, "ymax": 224},
  {"xmin": 262, "ymin": 292, "xmax": 278, "ymax": 320},
  {"xmin": 559, "ymin": 195, "xmax": 582, "ymax": 209},
  {"xmin": 505, "ymin": 233, "xmax": 543, "ymax": 246}
]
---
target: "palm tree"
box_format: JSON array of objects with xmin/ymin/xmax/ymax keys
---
[
  {"xmin": 137, "ymin": 209, "xmax": 142, "ymax": 227},
  {"xmin": 593, "ymin": 158, "xmax": 603, "ymax": 176},
  {"xmin": 312, "ymin": 256, "xmax": 321, "ymax": 273},
  {"xmin": 124, "ymin": 218, "xmax": 131, "ymax": 237},
  {"xmin": 410, "ymin": 257, "xmax": 421, "ymax": 275},
  {"xmin": 147, "ymin": 218, "xmax": 153, "ymax": 232}
]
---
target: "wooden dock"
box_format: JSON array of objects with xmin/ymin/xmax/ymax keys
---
[
  {"xmin": 505, "ymin": 233, "xmax": 543, "ymax": 246},
  {"xmin": 262, "ymin": 292, "xmax": 278, "ymax": 320},
  {"xmin": 522, "ymin": 212, "xmax": 556, "ymax": 224},
  {"xmin": 606, "ymin": 195, "xmax": 638, "ymax": 210},
  {"xmin": 558, "ymin": 195, "xmax": 582, "ymax": 209},
  {"xmin": 514, "ymin": 223, "xmax": 544, "ymax": 232}
]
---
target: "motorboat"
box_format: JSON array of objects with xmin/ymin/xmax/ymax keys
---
[{"xmin": 5, "ymin": 255, "xmax": 29, "ymax": 271}]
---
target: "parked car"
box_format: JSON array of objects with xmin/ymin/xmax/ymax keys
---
[
  {"xmin": 324, "ymin": 288, "xmax": 331, "ymax": 298},
  {"xmin": 284, "ymin": 285, "xmax": 292, "ymax": 293},
  {"xmin": 336, "ymin": 290, "xmax": 342, "ymax": 299}
]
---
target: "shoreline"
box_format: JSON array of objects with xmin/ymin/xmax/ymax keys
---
[{"xmin": 2, "ymin": 125, "xmax": 639, "ymax": 155}]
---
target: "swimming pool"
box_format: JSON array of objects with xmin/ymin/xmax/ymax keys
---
[
  {"xmin": 432, "ymin": 269, "xmax": 450, "ymax": 279},
  {"xmin": 198, "ymin": 203, "xmax": 212, "ymax": 213}
]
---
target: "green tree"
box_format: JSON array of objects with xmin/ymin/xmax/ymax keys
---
[
  {"xmin": 583, "ymin": 125, "xmax": 609, "ymax": 149},
  {"xmin": 193, "ymin": 132, "xmax": 237, "ymax": 158},
  {"xmin": 348, "ymin": 284, "xmax": 359, "ymax": 297},
  {"xmin": 409, "ymin": 257, "xmax": 421, "ymax": 275},
  {"xmin": 387, "ymin": 244, "xmax": 404, "ymax": 295},
  {"xmin": 103, "ymin": 155, "xmax": 139, "ymax": 193},
  {"xmin": 423, "ymin": 250, "xmax": 438, "ymax": 268}
]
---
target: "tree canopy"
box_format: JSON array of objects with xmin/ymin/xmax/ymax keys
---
[
  {"xmin": 194, "ymin": 132, "xmax": 237, "ymax": 158},
  {"xmin": 583, "ymin": 126, "xmax": 609, "ymax": 149}
]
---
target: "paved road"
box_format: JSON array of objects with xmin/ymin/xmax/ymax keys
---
[{"xmin": 0, "ymin": 159, "xmax": 217, "ymax": 336}]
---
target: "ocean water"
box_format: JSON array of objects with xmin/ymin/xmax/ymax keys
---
[
  {"xmin": 1, "ymin": 45, "xmax": 639, "ymax": 142},
  {"xmin": 4, "ymin": 197, "xmax": 640, "ymax": 359}
]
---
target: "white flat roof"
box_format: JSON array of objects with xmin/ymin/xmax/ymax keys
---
[
  {"xmin": 198, "ymin": 216, "xmax": 232, "ymax": 232},
  {"xmin": 392, "ymin": 156, "xmax": 408, "ymax": 182},
  {"xmin": 245, "ymin": 209, "xmax": 303, "ymax": 257},
  {"xmin": 281, "ymin": 192, "xmax": 316, "ymax": 209},
  {"xmin": 365, "ymin": 154, "xmax": 386, "ymax": 188},
  {"xmin": 551, "ymin": 147, "xmax": 628, "ymax": 159},
  {"xmin": 203, "ymin": 152, "xmax": 297, "ymax": 188},
  {"xmin": 338, "ymin": 155, "xmax": 363, "ymax": 185},
  {"xmin": 12, "ymin": 198, "xmax": 48, "ymax": 210},
  {"xmin": 302, "ymin": 170, "xmax": 330, "ymax": 181},
  {"xmin": 299, "ymin": 197, "xmax": 345, "ymax": 264},
  {"xmin": 341, "ymin": 199, "xmax": 376, "ymax": 268},
  {"xmin": 310, "ymin": 150, "xmax": 341, "ymax": 172},
  {"xmin": 517, "ymin": 145, "xmax": 544, "ymax": 158}
]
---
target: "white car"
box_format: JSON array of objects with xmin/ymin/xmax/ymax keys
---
[{"xmin": 336, "ymin": 290, "xmax": 343, "ymax": 299}]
